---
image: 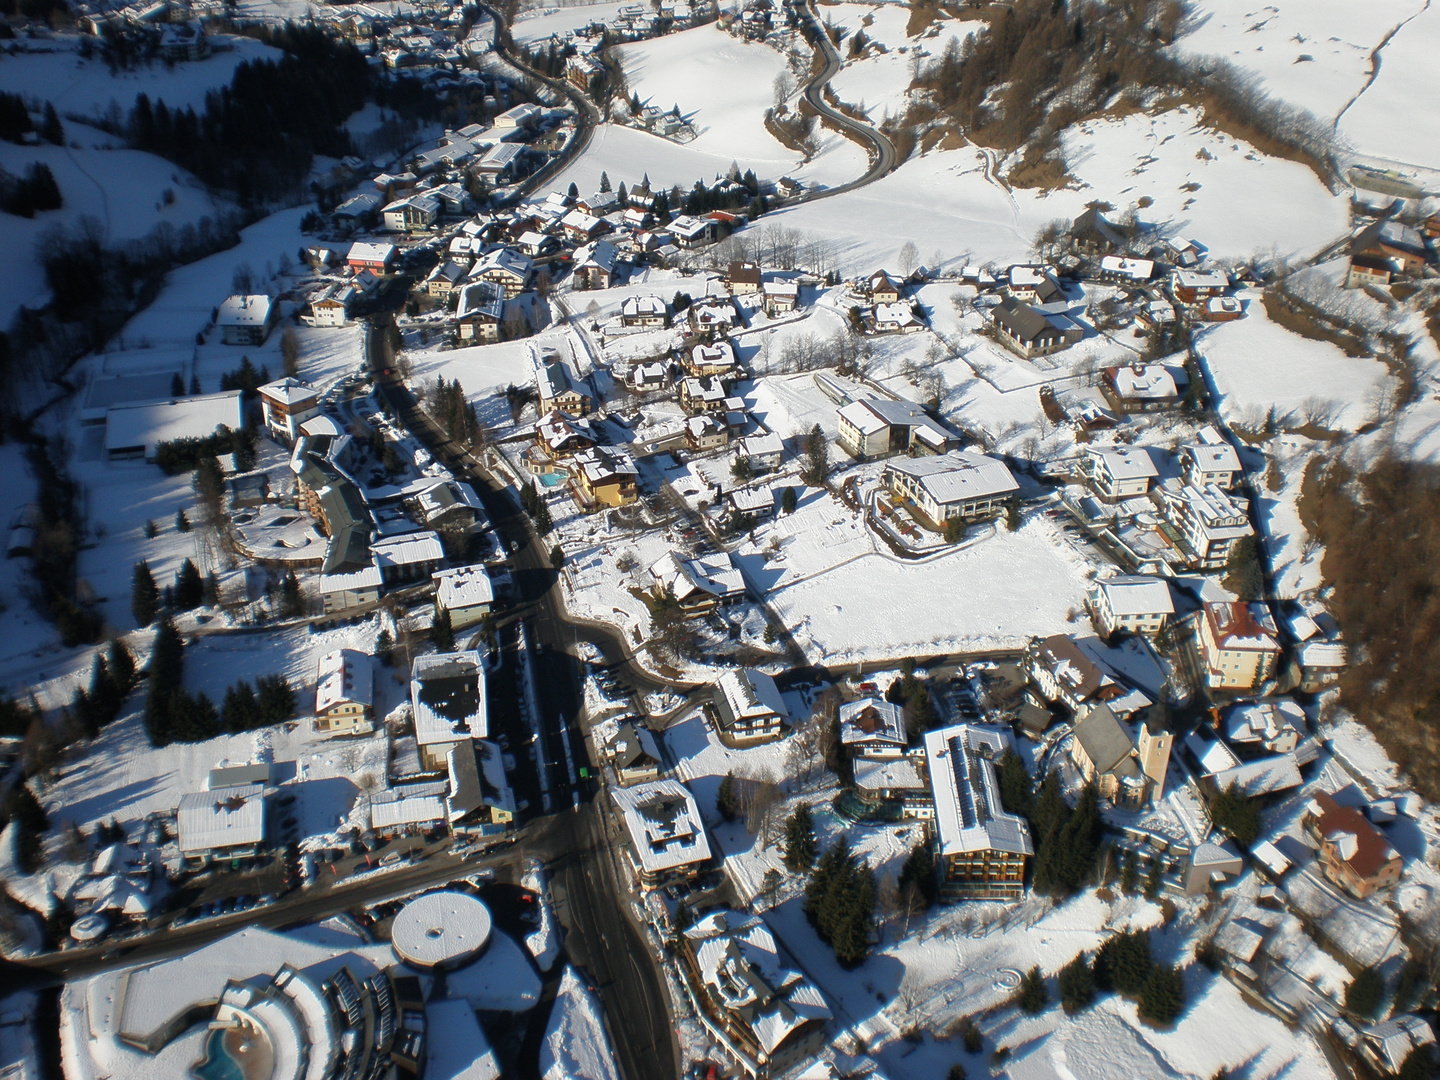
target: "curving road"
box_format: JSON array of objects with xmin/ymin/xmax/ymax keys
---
[{"xmin": 794, "ymin": 0, "xmax": 900, "ymax": 201}]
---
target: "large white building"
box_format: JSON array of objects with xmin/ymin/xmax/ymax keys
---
[
  {"xmin": 433, "ymin": 566, "xmax": 495, "ymax": 629},
  {"xmin": 1087, "ymin": 575, "xmax": 1174, "ymax": 638},
  {"xmin": 883, "ymin": 449, "xmax": 1018, "ymax": 525},
  {"xmin": 924, "ymin": 723, "xmax": 1033, "ymax": 900},
  {"xmin": 611, "ymin": 778, "xmax": 712, "ymax": 887},
  {"xmin": 175, "ymin": 783, "xmax": 266, "ymax": 864},
  {"xmin": 411, "ymin": 650, "xmax": 487, "ymax": 771},
  {"xmin": 104, "ymin": 391, "xmax": 244, "ymax": 462},
  {"xmin": 711, "ymin": 668, "xmax": 788, "ymax": 745}
]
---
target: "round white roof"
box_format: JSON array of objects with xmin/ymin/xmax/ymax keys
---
[
  {"xmin": 390, "ymin": 890, "xmax": 492, "ymax": 968},
  {"xmin": 71, "ymin": 913, "xmax": 109, "ymax": 942}
]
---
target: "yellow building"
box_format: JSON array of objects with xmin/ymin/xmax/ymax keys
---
[{"xmin": 313, "ymin": 649, "xmax": 375, "ymax": 736}]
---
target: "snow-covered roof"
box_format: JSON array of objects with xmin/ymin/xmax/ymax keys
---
[
  {"xmin": 622, "ymin": 295, "xmax": 666, "ymax": 317},
  {"xmin": 426, "ymin": 997, "xmax": 501, "ymax": 1080},
  {"xmin": 434, "ymin": 566, "xmax": 494, "ymax": 610},
  {"xmin": 737, "ymin": 432, "xmax": 783, "ymax": 459},
  {"xmin": 1098, "ymin": 255, "xmax": 1154, "ymax": 279},
  {"xmin": 1225, "ymin": 699, "xmax": 1304, "ymax": 747},
  {"xmin": 574, "ymin": 238, "xmax": 618, "ymax": 272},
  {"xmin": 1184, "ymin": 730, "xmax": 1241, "ymax": 776},
  {"xmin": 473, "ymin": 245, "xmax": 532, "ymax": 280},
  {"xmin": 259, "ymin": 377, "xmax": 319, "ymax": 407},
  {"xmin": 1108, "ymin": 364, "xmax": 1178, "ymax": 399},
  {"xmin": 370, "ymin": 781, "xmax": 448, "ymax": 830},
  {"xmin": 884, "ymin": 449, "xmax": 1018, "ymax": 506},
  {"xmin": 347, "ymin": 240, "xmax": 396, "ymax": 264},
  {"xmin": 1088, "ymin": 446, "xmax": 1158, "ymax": 481},
  {"xmin": 455, "ymin": 281, "xmax": 505, "ymax": 321},
  {"xmin": 390, "ymin": 890, "xmax": 493, "ymax": 968},
  {"xmin": 411, "ymin": 650, "xmax": 487, "ymax": 748},
  {"xmin": 1173, "ymin": 268, "xmax": 1229, "ymax": 289},
  {"xmin": 104, "ymin": 391, "xmax": 244, "ymax": 459},
  {"xmin": 683, "ymin": 909, "xmax": 831, "ymax": 1056},
  {"xmin": 562, "ymin": 208, "xmax": 602, "ymax": 233},
  {"xmin": 649, "ymin": 551, "xmax": 745, "ymax": 603},
  {"xmin": 611, "ymin": 779, "xmax": 711, "ymax": 876},
  {"xmin": 176, "ymin": 784, "xmax": 265, "ymax": 853},
  {"xmin": 924, "ymin": 724, "xmax": 1033, "ymax": 857},
  {"xmin": 713, "ymin": 668, "xmax": 788, "ymax": 727},
  {"xmin": 854, "ymin": 756, "xmax": 924, "ymax": 793},
  {"xmin": 1184, "ymin": 441, "xmax": 1241, "ymax": 473},
  {"xmin": 315, "ymin": 648, "xmax": 374, "ymax": 714},
  {"xmin": 1214, "ymin": 753, "xmax": 1304, "ymax": 797},
  {"xmin": 216, "ymin": 294, "xmax": 273, "ymax": 328},
  {"xmin": 838, "ymin": 697, "xmax": 905, "ymax": 747},
  {"xmin": 691, "ymin": 340, "xmax": 736, "ymax": 369},
  {"xmin": 371, "ymin": 530, "xmax": 444, "ymax": 569},
  {"xmin": 1092, "ymin": 575, "xmax": 1173, "ymax": 617}
]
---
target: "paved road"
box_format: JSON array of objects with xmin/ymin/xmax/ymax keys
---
[
  {"xmin": 794, "ymin": 0, "xmax": 899, "ymax": 201},
  {"xmin": 367, "ymin": 322, "xmax": 678, "ymax": 1080}
]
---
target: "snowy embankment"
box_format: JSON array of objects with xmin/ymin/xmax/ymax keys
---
[
  {"xmin": 522, "ymin": 860, "xmax": 562, "ymax": 972},
  {"xmin": 540, "ymin": 966, "xmax": 622, "ymax": 1080}
]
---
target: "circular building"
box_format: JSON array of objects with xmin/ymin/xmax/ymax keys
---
[{"xmin": 390, "ymin": 890, "xmax": 493, "ymax": 971}]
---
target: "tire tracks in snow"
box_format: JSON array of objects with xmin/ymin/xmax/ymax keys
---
[{"xmin": 1333, "ymin": 0, "xmax": 1431, "ymax": 132}]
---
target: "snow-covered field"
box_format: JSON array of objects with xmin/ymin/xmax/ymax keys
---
[
  {"xmin": 0, "ymin": 37, "xmax": 282, "ymax": 118},
  {"xmin": 0, "ymin": 121, "xmax": 227, "ymax": 329},
  {"xmin": 513, "ymin": 0, "xmax": 630, "ymax": 44},
  {"xmin": 825, "ymin": 2, "xmax": 981, "ymax": 121},
  {"xmin": 1196, "ymin": 299, "xmax": 1394, "ymax": 433}
]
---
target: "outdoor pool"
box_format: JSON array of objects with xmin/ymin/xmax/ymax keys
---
[
  {"xmin": 193, "ymin": 1030, "xmax": 244, "ymax": 1080},
  {"xmin": 538, "ymin": 471, "xmax": 566, "ymax": 487}
]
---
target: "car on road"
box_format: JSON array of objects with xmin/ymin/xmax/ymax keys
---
[{"xmin": 380, "ymin": 851, "xmax": 403, "ymax": 867}]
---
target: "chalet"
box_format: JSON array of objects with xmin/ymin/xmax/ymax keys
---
[
  {"xmin": 257, "ymin": 378, "xmax": 321, "ymax": 444},
  {"xmin": 762, "ymin": 280, "xmax": 800, "ymax": 315},
  {"xmin": 838, "ymin": 698, "xmax": 906, "ymax": 758},
  {"xmin": 313, "ymin": 649, "xmax": 375, "ymax": 736},
  {"xmin": 734, "ymin": 431, "xmax": 783, "ymax": 472},
  {"xmin": 1224, "ymin": 699, "xmax": 1304, "ymax": 756},
  {"xmin": 468, "ymin": 247, "xmax": 532, "ymax": 297},
  {"xmin": 649, "ymin": 551, "xmax": 746, "ymax": 611},
  {"xmin": 381, "ymin": 193, "xmax": 440, "ymax": 233},
  {"xmin": 1351, "ymin": 219, "xmax": 1432, "ymax": 273},
  {"xmin": 1072, "ymin": 206, "xmax": 1126, "ymax": 255},
  {"xmin": 573, "ymin": 445, "xmax": 638, "ymax": 507},
  {"xmin": 1083, "ymin": 446, "xmax": 1158, "ymax": 501},
  {"xmin": 621, "ymin": 207, "xmax": 653, "ymax": 231},
  {"xmin": 346, "ymin": 240, "xmax": 396, "ymax": 274},
  {"xmin": 1180, "ymin": 437, "xmax": 1241, "ymax": 490},
  {"xmin": 516, "ymin": 230, "xmax": 560, "ymax": 258},
  {"xmin": 432, "ymin": 566, "xmax": 494, "ymax": 630},
  {"xmin": 535, "ymin": 409, "xmax": 595, "ymax": 458},
  {"xmin": 666, "ymin": 214, "xmax": 717, "ymax": 248},
  {"xmin": 776, "ymin": 176, "xmax": 804, "ymax": 199},
  {"xmin": 873, "ymin": 302, "xmax": 924, "ymax": 334},
  {"xmin": 726, "ymin": 261, "xmax": 762, "ymax": 295},
  {"xmin": 1165, "ymin": 237, "xmax": 1205, "ymax": 267},
  {"xmin": 424, "ymin": 260, "xmax": 468, "ymax": 300},
  {"xmin": 1069, "ymin": 703, "xmax": 1172, "ymax": 809},
  {"xmin": 866, "ymin": 270, "xmax": 901, "ymax": 304},
  {"xmin": 216, "ymin": 295, "xmax": 277, "ymax": 346},
  {"xmin": 577, "ymin": 190, "xmax": 619, "ymax": 216},
  {"xmin": 1088, "ymin": 576, "xmax": 1173, "ymax": 639},
  {"xmin": 537, "ymin": 359, "xmax": 592, "ymax": 415},
  {"xmin": 1136, "ymin": 296, "xmax": 1179, "ymax": 330},
  {"xmin": 1346, "ymin": 253, "xmax": 1401, "ymax": 289},
  {"xmin": 678, "ymin": 910, "xmax": 829, "ymax": 1077},
  {"xmin": 991, "ymin": 296, "xmax": 1082, "ymax": 358},
  {"xmin": 685, "ymin": 340, "xmax": 737, "ymax": 378},
  {"xmin": 629, "ymin": 361, "xmax": 669, "ymax": 391},
  {"xmin": 1157, "ymin": 480, "xmax": 1253, "ymax": 569},
  {"xmin": 711, "ymin": 668, "xmax": 788, "ymax": 745},
  {"xmin": 883, "ymin": 449, "xmax": 1018, "ymax": 526},
  {"xmin": 305, "ymin": 284, "xmax": 355, "ymax": 328},
  {"xmin": 1095, "ymin": 256, "xmax": 1155, "ymax": 285},
  {"xmin": 371, "ymin": 531, "xmax": 444, "ymax": 586},
  {"xmin": 1303, "ymin": 791, "xmax": 1403, "ymax": 899},
  {"xmin": 679, "ymin": 375, "xmax": 729, "ymax": 414},
  {"xmin": 606, "ymin": 720, "xmax": 662, "ymax": 786},
  {"xmin": 1197, "ymin": 602, "xmax": 1281, "ymax": 691},
  {"xmin": 1005, "ymin": 265, "xmax": 1066, "ymax": 306},
  {"xmin": 686, "ymin": 414, "xmax": 729, "ymax": 451},
  {"xmin": 572, "ymin": 239, "xmax": 619, "ymax": 290},
  {"xmin": 837, "ymin": 398, "xmax": 955, "ymax": 459},
  {"xmin": 372, "ymin": 172, "xmax": 418, "ymax": 200},
  {"xmin": 689, "ymin": 300, "xmax": 738, "ymax": 334},
  {"xmin": 1101, "ymin": 363, "xmax": 1182, "ymax": 413},
  {"xmin": 1201, "ymin": 296, "xmax": 1244, "ymax": 322},
  {"xmin": 561, "ymin": 208, "xmax": 607, "ymax": 243},
  {"xmin": 925, "ymin": 724, "xmax": 1033, "ymax": 900},
  {"xmin": 621, "ymin": 295, "xmax": 667, "ymax": 328},
  {"xmin": 454, "ymin": 282, "xmax": 506, "ymax": 343},
  {"xmin": 1170, "ymin": 268, "xmax": 1229, "ymax": 304},
  {"xmin": 1288, "ymin": 609, "xmax": 1347, "ymax": 692}
]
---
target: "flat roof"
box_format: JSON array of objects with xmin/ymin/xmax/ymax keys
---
[
  {"xmin": 434, "ymin": 566, "xmax": 495, "ymax": 610},
  {"xmin": 411, "ymin": 651, "xmax": 487, "ymax": 747},
  {"xmin": 176, "ymin": 784, "xmax": 265, "ymax": 853},
  {"xmin": 391, "ymin": 891, "xmax": 493, "ymax": 968},
  {"xmin": 105, "ymin": 391, "xmax": 244, "ymax": 459},
  {"xmin": 611, "ymin": 779, "xmax": 711, "ymax": 876}
]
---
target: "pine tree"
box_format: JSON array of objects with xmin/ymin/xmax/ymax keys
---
[
  {"xmin": 144, "ymin": 617, "xmax": 185, "ymax": 747},
  {"xmin": 376, "ymin": 628, "xmax": 394, "ymax": 665},
  {"xmin": 41, "ymin": 101, "xmax": 64, "ymax": 145},
  {"xmin": 175, "ymin": 508, "xmax": 191, "ymax": 532},
  {"xmin": 716, "ymin": 772, "xmax": 739, "ymax": 822},
  {"xmin": 108, "ymin": 638, "xmax": 136, "ymax": 693},
  {"xmin": 1094, "ymin": 928, "xmax": 1152, "ymax": 997},
  {"xmin": 1345, "ymin": 967, "xmax": 1386, "ymax": 1019},
  {"xmin": 1120, "ymin": 848, "xmax": 1139, "ymax": 894},
  {"xmin": 782, "ymin": 804, "xmax": 817, "ymax": 872},
  {"xmin": 432, "ymin": 606, "xmax": 455, "ymax": 651},
  {"xmin": 1058, "ymin": 952, "xmax": 1095, "ymax": 1013},
  {"xmin": 257, "ymin": 674, "xmax": 296, "ymax": 725},
  {"xmin": 1144, "ymin": 855, "xmax": 1163, "ymax": 899},
  {"xmin": 174, "ymin": 558, "xmax": 203, "ymax": 610},
  {"xmin": 1138, "ymin": 963, "xmax": 1185, "ymax": 1025},
  {"xmin": 996, "ymin": 748, "xmax": 1032, "ymax": 815},
  {"xmin": 280, "ymin": 572, "xmax": 304, "ymax": 617},
  {"xmin": 599, "ymin": 170, "xmax": 611, "ymax": 192},
  {"xmin": 533, "ymin": 498, "xmax": 553, "ymax": 537},
  {"xmin": 1017, "ymin": 965, "xmax": 1049, "ymax": 1014},
  {"xmin": 223, "ymin": 680, "xmax": 260, "ymax": 733},
  {"xmin": 897, "ymin": 840, "xmax": 937, "ymax": 908},
  {"xmin": 131, "ymin": 561, "xmax": 160, "ymax": 626}
]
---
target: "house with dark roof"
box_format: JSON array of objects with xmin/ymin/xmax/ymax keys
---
[
  {"xmin": 1071, "ymin": 206, "xmax": 1127, "ymax": 255},
  {"xmin": 1303, "ymin": 790, "xmax": 1402, "ymax": 899},
  {"xmin": 606, "ymin": 720, "xmax": 662, "ymax": 785},
  {"xmin": 990, "ymin": 296, "xmax": 1082, "ymax": 357},
  {"xmin": 1068, "ymin": 702, "xmax": 1172, "ymax": 809}
]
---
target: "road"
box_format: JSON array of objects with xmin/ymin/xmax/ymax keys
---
[
  {"xmin": 366, "ymin": 321, "xmax": 678, "ymax": 1080},
  {"xmin": 794, "ymin": 0, "xmax": 900, "ymax": 201}
]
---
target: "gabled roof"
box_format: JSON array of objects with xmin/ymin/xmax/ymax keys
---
[
  {"xmin": 1310, "ymin": 790, "xmax": 1400, "ymax": 880},
  {"xmin": 1072, "ymin": 703, "xmax": 1136, "ymax": 776},
  {"xmin": 216, "ymin": 294, "xmax": 272, "ymax": 328},
  {"xmin": 1089, "ymin": 445, "xmax": 1158, "ymax": 481},
  {"xmin": 838, "ymin": 698, "xmax": 905, "ymax": 746},
  {"xmin": 315, "ymin": 648, "xmax": 374, "ymax": 713},
  {"xmin": 884, "ymin": 449, "xmax": 1018, "ymax": 506},
  {"xmin": 924, "ymin": 723, "xmax": 1033, "ymax": 856},
  {"xmin": 1093, "ymin": 575, "xmax": 1173, "ymax": 617}
]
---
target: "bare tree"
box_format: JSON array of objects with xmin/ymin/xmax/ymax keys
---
[
  {"xmin": 899, "ymin": 240, "xmax": 919, "ymax": 277},
  {"xmin": 772, "ymin": 70, "xmax": 797, "ymax": 111},
  {"xmin": 739, "ymin": 769, "xmax": 783, "ymax": 839}
]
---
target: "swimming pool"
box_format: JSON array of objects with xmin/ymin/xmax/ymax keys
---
[
  {"xmin": 537, "ymin": 471, "xmax": 566, "ymax": 487},
  {"xmin": 193, "ymin": 1030, "xmax": 244, "ymax": 1080}
]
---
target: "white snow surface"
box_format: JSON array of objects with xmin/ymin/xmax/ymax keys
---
[{"xmin": 540, "ymin": 966, "xmax": 622, "ymax": 1080}]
